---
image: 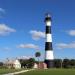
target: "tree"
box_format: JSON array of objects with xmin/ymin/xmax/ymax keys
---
[
  {"xmin": 0, "ymin": 62, "xmax": 3, "ymax": 66},
  {"xmin": 35, "ymin": 52, "xmax": 41, "ymax": 64},
  {"xmin": 69, "ymin": 59, "xmax": 75, "ymax": 68},
  {"xmin": 19, "ymin": 58, "xmax": 35, "ymax": 68},
  {"xmin": 27, "ymin": 58, "xmax": 35, "ymax": 68},
  {"xmin": 54, "ymin": 59, "xmax": 62, "ymax": 68},
  {"xmin": 63, "ymin": 59, "xmax": 70, "ymax": 68},
  {"xmin": 19, "ymin": 59, "xmax": 28, "ymax": 68}
]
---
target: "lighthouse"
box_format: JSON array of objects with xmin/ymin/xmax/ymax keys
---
[{"xmin": 44, "ymin": 13, "xmax": 54, "ymax": 68}]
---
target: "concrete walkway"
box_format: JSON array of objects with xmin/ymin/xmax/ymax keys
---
[{"xmin": 3, "ymin": 69, "xmax": 34, "ymax": 75}]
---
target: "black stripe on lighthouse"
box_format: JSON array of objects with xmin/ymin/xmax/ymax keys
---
[
  {"xmin": 46, "ymin": 26, "xmax": 51, "ymax": 34},
  {"xmin": 45, "ymin": 17, "xmax": 52, "ymax": 22},
  {"xmin": 45, "ymin": 42, "xmax": 53, "ymax": 50}
]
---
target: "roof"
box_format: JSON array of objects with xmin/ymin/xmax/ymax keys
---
[{"xmin": 4, "ymin": 59, "xmax": 20, "ymax": 65}]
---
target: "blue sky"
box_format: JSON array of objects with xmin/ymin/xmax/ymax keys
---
[{"xmin": 0, "ymin": 0, "xmax": 75, "ymax": 61}]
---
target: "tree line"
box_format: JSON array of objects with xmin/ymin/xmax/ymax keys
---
[
  {"xmin": 54, "ymin": 59, "xmax": 75, "ymax": 68},
  {"xmin": 18, "ymin": 58, "xmax": 75, "ymax": 69},
  {"xmin": 0, "ymin": 58, "xmax": 75, "ymax": 69}
]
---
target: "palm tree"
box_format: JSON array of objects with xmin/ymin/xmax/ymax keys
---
[{"xmin": 35, "ymin": 52, "xmax": 41, "ymax": 64}]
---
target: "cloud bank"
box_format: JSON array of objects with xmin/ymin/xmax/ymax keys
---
[
  {"xmin": 56, "ymin": 42, "xmax": 75, "ymax": 49},
  {"xmin": 29, "ymin": 30, "xmax": 45, "ymax": 40},
  {"xmin": 66, "ymin": 30, "xmax": 75, "ymax": 36},
  {"xmin": 17, "ymin": 43, "xmax": 39, "ymax": 50},
  {"xmin": 0, "ymin": 8, "xmax": 5, "ymax": 18},
  {"xmin": 0, "ymin": 24, "xmax": 16, "ymax": 36}
]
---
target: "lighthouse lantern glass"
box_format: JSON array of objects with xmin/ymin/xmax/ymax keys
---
[{"xmin": 46, "ymin": 21, "xmax": 51, "ymax": 26}]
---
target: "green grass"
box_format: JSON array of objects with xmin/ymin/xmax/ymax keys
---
[
  {"xmin": 15, "ymin": 69, "xmax": 75, "ymax": 75},
  {"xmin": 0, "ymin": 68, "xmax": 23, "ymax": 74}
]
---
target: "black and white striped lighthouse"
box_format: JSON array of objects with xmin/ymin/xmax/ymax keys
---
[{"xmin": 44, "ymin": 13, "xmax": 54, "ymax": 68}]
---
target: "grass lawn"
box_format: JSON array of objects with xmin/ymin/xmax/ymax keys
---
[
  {"xmin": 0, "ymin": 68, "xmax": 23, "ymax": 74},
  {"xmin": 15, "ymin": 69, "xmax": 75, "ymax": 75}
]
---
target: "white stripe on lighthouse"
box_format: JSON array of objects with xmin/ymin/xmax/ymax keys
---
[
  {"xmin": 46, "ymin": 21, "xmax": 51, "ymax": 26},
  {"xmin": 46, "ymin": 34, "xmax": 52, "ymax": 42},
  {"xmin": 45, "ymin": 51, "xmax": 54, "ymax": 60}
]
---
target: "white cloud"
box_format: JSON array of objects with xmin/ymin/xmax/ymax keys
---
[
  {"xmin": 0, "ymin": 8, "xmax": 5, "ymax": 12},
  {"xmin": 66, "ymin": 30, "xmax": 75, "ymax": 36},
  {"xmin": 29, "ymin": 30, "xmax": 45, "ymax": 40},
  {"xmin": 0, "ymin": 47, "xmax": 11, "ymax": 51},
  {"xmin": 17, "ymin": 43, "xmax": 39, "ymax": 50},
  {"xmin": 18, "ymin": 56, "xmax": 32, "ymax": 59},
  {"xmin": 0, "ymin": 24, "xmax": 16, "ymax": 36},
  {"xmin": 0, "ymin": 8, "xmax": 5, "ymax": 18},
  {"xmin": 4, "ymin": 47, "xmax": 11, "ymax": 51},
  {"xmin": 56, "ymin": 42, "xmax": 75, "ymax": 49}
]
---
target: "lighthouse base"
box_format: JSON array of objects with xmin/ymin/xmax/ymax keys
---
[{"xmin": 45, "ymin": 60, "xmax": 54, "ymax": 68}]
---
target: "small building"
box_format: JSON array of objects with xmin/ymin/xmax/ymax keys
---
[
  {"xmin": 33, "ymin": 62, "xmax": 47, "ymax": 69},
  {"xmin": 4, "ymin": 59, "xmax": 21, "ymax": 69},
  {"xmin": 33, "ymin": 63, "xmax": 38, "ymax": 69}
]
